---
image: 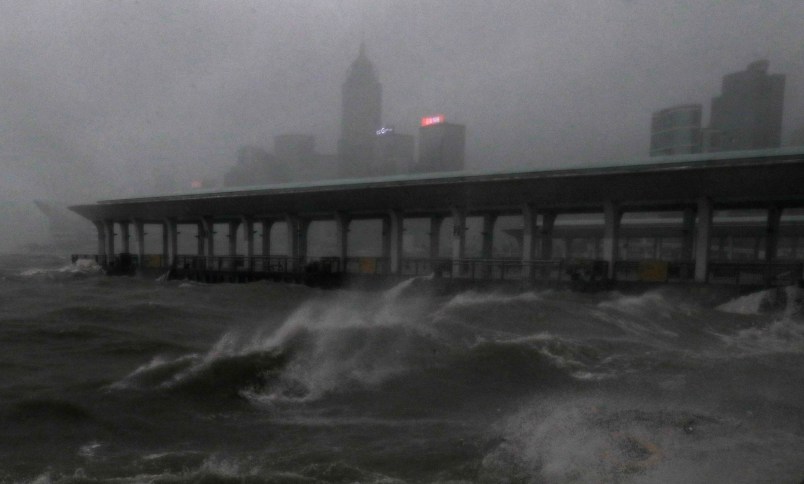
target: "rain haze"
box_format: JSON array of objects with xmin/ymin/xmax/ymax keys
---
[
  {"xmin": 5, "ymin": 3, "xmax": 804, "ymax": 482},
  {"xmin": 1, "ymin": 0, "xmax": 803, "ymax": 249}
]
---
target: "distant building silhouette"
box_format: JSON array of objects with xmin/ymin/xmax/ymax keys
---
[
  {"xmin": 338, "ymin": 44, "xmax": 382, "ymax": 178},
  {"xmin": 274, "ymin": 134, "xmax": 336, "ymax": 181},
  {"xmin": 708, "ymin": 60, "xmax": 785, "ymax": 152},
  {"xmin": 415, "ymin": 117, "xmax": 465, "ymax": 173},
  {"xmin": 224, "ymin": 135, "xmax": 341, "ymax": 187},
  {"xmin": 650, "ymin": 104, "xmax": 702, "ymax": 156},
  {"xmin": 373, "ymin": 128, "xmax": 414, "ymax": 176},
  {"xmin": 649, "ymin": 60, "xmax": 786, "ymax": 156},
  {"xmin": 224, "ymin": 146, "xmax": 284, "ymax": 187}
]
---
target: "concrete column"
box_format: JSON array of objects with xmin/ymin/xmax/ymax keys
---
[
  {"xmin": 540, "ymin": 212, "xmax": 556, "ymax": 260},
  {"xmin": 602, "ymin": 201, "xmax": 622, "ymax": 279},
  {"xmin": 201, "ymin": 217, "xmax": 215, "ymax": 257},
  {"xmin": 119, "ymin": 222, "xmax": 130, "ymax": 253},
  {"xmin": 196, "ymin": 222, "xmax": 205, "ymax": 256},
  {"xmin": 93, "ymin": 221, "xmax": 106, "ymax": 260},
  {"xmin": 521, "ymin": 204, "xmax": 538, "ymax": 280},
  {"xmin": 429, "ymin": 216, "xmax": 443, "ymax": 260},
  {"xmin": 388, "ymin": 209, "xmax": 404, "ymax": 274},
  {"xmin": 104, "ymin": 220, "xmax": 115, "ymax": 260},
  {"xmin": 164, "ymin": 218, "xmax": 178, "ymax": 267},
  {"xmin": 242, "ymin": 218, "xmax": 254, "ymax": 271},
  {"xmin": 335, "ymin": 212, "xmax": 350, "ymax": 273},
  {"xmin": 694, "ymin": 197, "xmax": 713, "ymax": 282},
  {"xmin": 681, "ymin": 207, "xmax": 696, "ymax": 260},
  {"xmin": 286, "ymin": 215, "xmax": 299, "ymax": 259},
  {"xmin": 285, "ymin": 215, "xmax": 309, "ymax": 269},
  {"xmin": 481, "ymin": 213, "xmax": 497, "ymax": 259},
  {"xmin": 227, "ymin": 220, "xmax": 240, "ymax": 257},
  {"xmin": 765, "ymin": 206, "xmax": 782, "ymax": 261},
  {"xmin": 261, "ymin": 219, "xmax": 273, "ymax": 257},
  {"xmin": 242, "ymin": 218, "xmax": 254, "ymax": 258},
  {"xmin": 381, "ymin": 216, "xmax": 391, "ymax": 265},
  {"xmin": 298, "ymin": 219, "xmax": 309, "ymax": 261},
  {"xmin": 480, "ymin": 213, "xmax": 496, "ymax": 278},
  {"xmin": 133, "ymin": 219, "xmax": 145, "ymax": 264},
  {"xmin": 451, "ymin": 207, "xmax": 467, "ymax": 277},
  {"xmin": 162, "ymin": 222, "xmax": 169, "ymax": 266}
]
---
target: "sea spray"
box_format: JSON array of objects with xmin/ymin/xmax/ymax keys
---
[{"xmin": 16, "ymin": 268, "xmax": 798, "ymax": 482}]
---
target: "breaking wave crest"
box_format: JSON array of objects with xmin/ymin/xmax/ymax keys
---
[{"xmin": 112, "ymin": 280, "xmax": 618, "ymax": 407}]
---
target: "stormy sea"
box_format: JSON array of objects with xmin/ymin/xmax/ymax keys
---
[{"xmin": 1, "ymin": 254, "xmax": 803, "ymax": 483}]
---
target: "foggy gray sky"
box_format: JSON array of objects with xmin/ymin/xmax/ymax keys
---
[{"xmin": 1, "ymin": 0, "xmax": 803, "ymax": 222}]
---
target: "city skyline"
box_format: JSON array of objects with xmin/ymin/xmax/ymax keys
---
[{"xmin": 1, "ymin": 2, "xmax": 803, "ymax": 207}]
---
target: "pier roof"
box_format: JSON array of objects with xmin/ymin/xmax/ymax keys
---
[{"xmin": 70, "ymin": 147, "xmax": 804, "ymax": 223}]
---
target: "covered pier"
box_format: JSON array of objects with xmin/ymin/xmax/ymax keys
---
[{"xmin": 69, "ymin": 148, "xmax": 804, "ymax": 287}]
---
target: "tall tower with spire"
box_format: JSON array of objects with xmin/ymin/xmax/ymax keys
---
[{"xmin": 338, "ymin": 43, "xmax": 382, "ymax": 178}]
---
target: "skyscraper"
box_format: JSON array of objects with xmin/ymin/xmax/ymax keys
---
[
  {"xmin": 650, "ymin": 104, "xmax": 703, "ymax": 156},
  {"xmin": 338, "ymin": 44, "xmax": 382, "ymax": 178},
  {"xmin": 373, "ymin": 128, "xmax": 414, "ymax": 176},
  {"xmin": 708, "ymin": 60, "xmax": 785, "ymax": 152},
  {"xmin": 415, "ymin": 116, "xmax": 465, "ymax": 173}
]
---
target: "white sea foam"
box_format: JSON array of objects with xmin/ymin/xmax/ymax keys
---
[
  {"xmin": 113, "ymin": 277, "xmax": 439, "ymax": 401},
  {"xmin": 443, "ymin": 289, "xmax": 548, "ymax": 310},
  {"xmin": 19, "ymin": 259, "xmax": 103, "ymax": 277},
  {"xmin": 716, "ymin": 289, "xmax": 773, "ymax": 315},
  {"xmin": 717, "ymin": 286, "xmax": 803, "ymax": 318}
]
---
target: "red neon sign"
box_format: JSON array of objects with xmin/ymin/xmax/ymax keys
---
[{"xmin": 420, "ymin": 114, "xmax": 445, "ymax": 127}]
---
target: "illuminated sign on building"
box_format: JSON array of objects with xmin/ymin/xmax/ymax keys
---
[
  {"xmin": 376, "ymin": 126, "xmax": 395, "ymax": 136},
  {"xmin": 420, "ymin": 114, "xmax": 445, "ymax": 127}
]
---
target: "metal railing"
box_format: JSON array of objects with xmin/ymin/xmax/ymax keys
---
[
  {"xmin": 174, "ymin": 255, "xmax": 340, "ymax": 274},
  {"xmin": 450, "ymin": 258, "xmax": 526, "ymax": 280},
  {"xmin": 400, "ymin": 258, "xmax": 452, "ymax": 276},
  {"xmin": 614, "ymin": 260, "xmax": 696, "ymax": 282},
  {"xmin": 71, "ymin": 252, "xmax": 802, "ymax": 286},
  {"xmin": 708, "ymin": 261, "xmax": 804, "ymax": 286},
  {"xmin": 344, "ymin": 257, "xmax": 390, "ymax": 275}
]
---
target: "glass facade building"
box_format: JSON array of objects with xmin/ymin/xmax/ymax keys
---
[{"xmin": 650, "ymin": 104, "xmax": 702, "ymax": 156}]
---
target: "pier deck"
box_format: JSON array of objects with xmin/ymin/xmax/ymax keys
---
[{"xmin": 69, "ymin": 148, "xmax": 804, "ymax": 286}]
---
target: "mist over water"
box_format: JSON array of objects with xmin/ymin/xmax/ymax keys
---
[{"xmin": 0, "ymin": 254, "xmax": 802, "ymax": 482}]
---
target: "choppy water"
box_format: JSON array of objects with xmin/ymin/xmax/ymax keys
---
[{"xmin": 1, "ymin": 254, "xmax": 803, "ymax": 483}]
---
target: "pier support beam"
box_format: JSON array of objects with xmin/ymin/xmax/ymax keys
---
[
  {"xmin": 335, "ymin": 212, "xmax": 350, "ymax": 273},
  {"xmin": 242, "ymin": 218, "xmax": 254, "ymax": 271},
  {"xmin": 164, "ymin": 218, "xmax": 178, "ymax": 268},
  {"xmin": 94, "ymin": 221, "xmax": 106, "ymax": 262},
  {"xmin": 521, "ymin": 204, "xmax": 538, "ymax": 280},
  {"xmin": 765, "ymin": 206, "xmax": 782, "ymax": 261},
  {"xmin": 681, "ymin": 207, "xmax": 696, "ymax": 261},
  {"xmin": 196, "ymin": 222, "xmax": 205, "ymax": 256},
  {"xmin": 104, "ymin": 220, "xmax": 115, "ymax": 262},
  {"xmin": 451, "ymin": 207, "xmax": 467, "ymax": 277},
  {"xmin": 388, "ymin": 210, "xmax": 404, "ymax": 274},
  {"xmin": 243, "ymin": 218, "xmax": 254, "ymax": 258},
  {"xmin": 286, "ymin": 215, "xmax": 309, "ymax": 270},
  {"xmin": 602, "ymin": 201, "xmax": 621, "ymax": 280},
  {"xmin": 201, "ymin": 217, "xmax": 215, "ymax": 257},
  {"xmin": 261, "ymin": 219, "xmax": 274, "ymax": 257},
  {"xmin": 429, "ymin": 215, "xmax": 443, "ymax": 261},
  {"xmin": 481, "ymin": 213, "xmax": 497, "ymax": 259},
  {"xmin": 540, "ymin": 212, "xmax": 556, "ymax": 260},
  {"xmin": 227, "ymin": 220, "xmax": 240, "ymax": 257},
  {"xmin": 381, "ymin": 216, "xmax": 391, "ymax": 268},
  {"xmin": 694, "ymin": 197, "xmax": 713, "ymax": 282},
  {"xmin": 133, "ymin": 219, "xmax": 145, "ymax": 265}
]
